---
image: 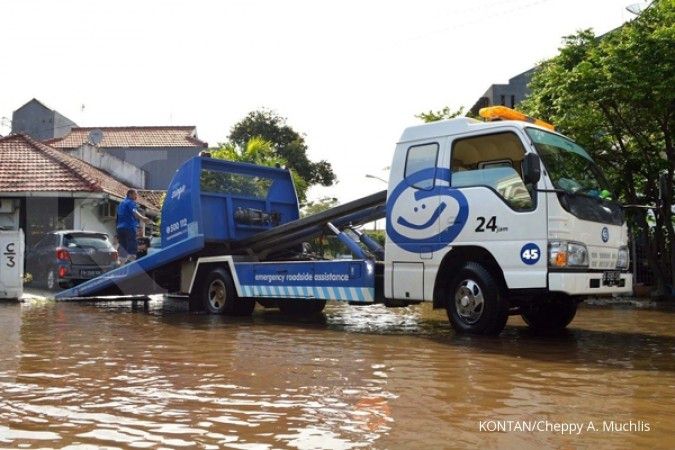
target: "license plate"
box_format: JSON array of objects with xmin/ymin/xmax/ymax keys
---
[
  {"xmin": 80, "ymin": 269, "xmax": 102, "ymax": 278},
  {"xmin": 602, "ymin": 271, "xmax": 621, "ymax": 286}
]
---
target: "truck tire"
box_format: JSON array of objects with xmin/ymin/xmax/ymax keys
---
[
  {"xmin": 200, "ymin": 268, "xmax": 255, "ymax": 316},
  {"xmin": 278, "ymin": 299, "xmax": 327, "ymax": 316},
  {"xmin": 446, "ymin": 262, "xmax": 509, "ymax": 335},
  {"xmin": 521, "ymin": 295, "xmax": 577, "ymax": 331}
]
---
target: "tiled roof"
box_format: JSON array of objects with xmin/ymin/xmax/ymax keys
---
[
  {"xmin": 0, "ymin": 134, "xmax": 158, "ymax": 212},
  {"xmin": 46, "ymin": 126, "xmax": 208, "ymax": 149},
  {"xmin": 137, "ymin": 190, "xmax": 166, "ymax": 211}
]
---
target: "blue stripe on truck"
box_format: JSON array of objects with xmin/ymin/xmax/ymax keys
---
[{"xmin": 234, "ymin": 260, "xmax": 375, "ymax": 303}]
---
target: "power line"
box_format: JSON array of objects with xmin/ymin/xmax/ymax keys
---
[{"xmin": 392, "ymin": 0, "xmax": 557, "ymax": 47}]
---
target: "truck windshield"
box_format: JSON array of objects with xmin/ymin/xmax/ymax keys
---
[{"xmin": 525, "ymin": 128, "xmax": 612, "ymax": 198}]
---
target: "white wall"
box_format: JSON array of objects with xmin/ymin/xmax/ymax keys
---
[
  {"xmin": 74, "ymin": 198, "xmax": 116, "ymax": 238},
  {"xmin": 0, "ymin": 210, "xmax": 19, "ymax": 230},
  {"xmin": 69, "ymin": 145, "xmax": 146, "ymax": 189},
  {"xmin": 0, "ymin": 199, "xmax": 20, "ymax": 230}
]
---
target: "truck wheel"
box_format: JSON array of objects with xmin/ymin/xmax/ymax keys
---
[
  {"xmin": 521, "ymin": 295, "xmax": 577, "ymax": 331},
  {"xmin": 201, "ymin": 268, "xmax": 255, "ymax": 316},
  {"xmin": 446, "ymin": 262, "xmax": 508, "ymax": 335},
  {"xmin": 279, "ymin": 300, "xmax": 327, "ymax": 316}
]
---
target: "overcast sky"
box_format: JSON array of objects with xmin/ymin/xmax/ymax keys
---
[{"xmin": 1, "ymin": 0, "xmax": 638, "ymax": 203}]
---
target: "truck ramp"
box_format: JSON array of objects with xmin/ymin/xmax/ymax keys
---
[{"xmin": 55, "ymin": 235, "xmax": 205, "ymax": 300}]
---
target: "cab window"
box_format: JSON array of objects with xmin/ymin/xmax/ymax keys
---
[
  {"xmin": 451, "ymin": 132, "xmax": 533, "ymax": 210},
  {"xmin": 404, "ymin": 143, "xmax": 438, "ymax": 190}
]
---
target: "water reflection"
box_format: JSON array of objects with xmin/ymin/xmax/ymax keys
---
[{"xmin": 0, "ymin": 299, "xmax": 673, "ymax": 449}]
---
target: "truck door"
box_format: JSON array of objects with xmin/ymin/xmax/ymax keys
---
[
  {"xmin": 444, "ymin": 130, "xmax": 547, "ymax": 289},
  {"xmin": 386, "ymin": 142, "xmax": 441, "ymax": 301}
]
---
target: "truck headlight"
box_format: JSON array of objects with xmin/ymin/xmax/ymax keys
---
[
  {"xmin": 549, "ymin": 241, "xmax": 589, "ymax": 268},
  {"xmin": 616, "ymin": 246, "xmax": 630, "ymax": 270}
]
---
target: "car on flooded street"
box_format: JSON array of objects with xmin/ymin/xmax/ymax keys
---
[{"xmin": 25, "ymin": 230, "xmax": 119, "ymax": 290}]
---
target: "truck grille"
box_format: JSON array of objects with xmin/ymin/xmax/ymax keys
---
[{"xmin": 588, "ymin": 247, "xmax": 617, "ymax": 270}]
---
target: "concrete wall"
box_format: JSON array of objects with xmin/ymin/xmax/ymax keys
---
[
  {"xmin": 0, "ymin": 199, "xmax": 20, "ymax": 230},
  {"xmin": 104, "ymin": 147, "xmax": 201, "ymax": 190},
  {"xmin": 68, "ymin": 145, "xmax": 146, "ymax": 188},
  {"xmin": 12, "ymin": 101, "xmax": 54, "ymax": 141},
  {"xmin": 490, "ymin": 69, "xmax": 535, "ymax": 108},
  {"xmin": 74, "ymin": 198, "xmax": 116, "ymax": 238},
  {"xmin": 470, "ymin": 68, "xmax": 536, "ymax": 115},
  {"xmin": 52, "ymin": 111, "xmax": 77, "ymax": 139},
  {"xmin": 11, "ymin": 100, "xmax": 76, "ymax": 140},
  {"xmin": 74, "ymin": 198, "xmax": 151, "ymax": 240}
]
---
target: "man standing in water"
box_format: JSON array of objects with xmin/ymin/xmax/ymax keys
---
[{"xmin": 116, "ymin": 189, "xmax": 150, "ymax": 264}]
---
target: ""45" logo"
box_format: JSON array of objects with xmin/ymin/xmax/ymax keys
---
[{"xmin": 520, "ymin": 243, "xmax": 541, "ymax": 265}]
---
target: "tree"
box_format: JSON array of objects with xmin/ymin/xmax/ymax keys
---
[
  {"xmin": 210, "ymin": 136, "xmax": 309, "ymax": 202},
  {"xmin": 212, "ymin": 135, "xmax": 284, "ymax": 166},
  {"xmin": 301, "ymin": 196, "xmax": 338, "ymax": 218},
  {"xmin": 298, "ymin": 196, "xmax": 342, "ymax": 257},
  {"xmin": 228, "ymin": 109, "xmax": 336, "ymax": 186},
  {"xmin": 520, "ymin": 0, "xmax": 675, "ymax": 295},
  {"xmin": 416, "ymin": 106, "xmax": 466, "ymax": 123}
]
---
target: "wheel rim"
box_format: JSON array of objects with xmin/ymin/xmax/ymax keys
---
[
  {"xmin": 454, "ymin": 279, "xmax": 485, "ymax": 324},
  {"xmin": 208, "ymin": 279, "xmax": 227, "ymax": 311},
  {"xmin": 47, "ymin": 271, "xmax": 55, "ymax": 290}
]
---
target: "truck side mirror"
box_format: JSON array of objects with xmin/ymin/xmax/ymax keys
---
[{"xmin": 522, "ymin": 153, "xmax": 541, "ymax": 185}]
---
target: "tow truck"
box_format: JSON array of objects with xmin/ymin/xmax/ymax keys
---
[{"xmin": 56, "ymin": 107, "xmax": 632, "ymax": 335}]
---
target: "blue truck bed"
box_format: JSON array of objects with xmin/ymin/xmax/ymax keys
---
[{"xmin": 56, "ymin": 155, "xmax": 384, "ymax": 302}]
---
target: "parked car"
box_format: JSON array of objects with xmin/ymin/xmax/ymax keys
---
[{"xmin": 26, "ymin": 230, "xmax": 118, "ymax": 290}]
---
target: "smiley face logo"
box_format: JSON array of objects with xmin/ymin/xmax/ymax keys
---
[
  {"xmin": 386, "ymin": 168, "xmax": 468, "ymax": 253},
  {"xmin": 396, "ymin": 198, "xmax": 447, "ymax": 231}
]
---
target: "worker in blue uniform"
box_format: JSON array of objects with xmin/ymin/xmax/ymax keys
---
[{"xmin": 116, "ymin": 189, "xmax": 150, "ymax": 264}]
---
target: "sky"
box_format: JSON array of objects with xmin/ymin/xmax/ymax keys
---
[{"xmin": 0, "ymin": 0, "xmax": 639, "ymax": 204}]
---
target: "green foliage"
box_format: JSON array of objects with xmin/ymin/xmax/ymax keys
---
[
  {"xmin": 301, "ymin": 196, "xmax": 338, "ymax": 218},
  {"xmin": 211, "ymin": 136, "xmax": 285, "ymax": 166},
  {"xmin": 210, "ymin": 136, "xmax": 308, "ymax": 202},
  {"xmin": 520, "ymin": 0, "xmax": 675, "ymax": 292},
  {"xmin": 365, "ymin": 229, "xmax": 385, "ymax": 246},
  {"xmin": 300, "ymin": 196, "xmax": 341, "ymax": 257},
  {"xmin": 416, "ymin": 106, "xmax": 466, "ymax": 123},
  {"xmin": 228, "ymin": 109, "xmax": 337, "ymax": 186},
  {"xmin": 154, "ymin": 192, "xmax": 166, "ymax": 229}
]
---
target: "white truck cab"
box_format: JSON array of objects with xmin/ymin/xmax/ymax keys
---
[{"xmin": 383, "ymin": 106, "xmax": 632, "ymax": 334}]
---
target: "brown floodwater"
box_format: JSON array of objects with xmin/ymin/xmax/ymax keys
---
[{"xmin": 0, "ymin": 297, "xmax": 674, "ymax": 449}]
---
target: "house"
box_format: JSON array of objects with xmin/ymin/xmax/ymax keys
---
[
  {"xmin": 0, "ymin": 134, "xmax": 159, "ymax": 248},
  {"xmin": 469, "ymin": 68, "xmax": 536, "ymax": 116},
  {"xmin": 10, "ymin": 99, "xmax": 208, "ymax": 191},
  {"xmin": 11, "ymin": 99, "xmax": 77, "ymax": 141},
  {"xmin": 46, "ymin": 126, "xmax": 208, "ymax": 190}
]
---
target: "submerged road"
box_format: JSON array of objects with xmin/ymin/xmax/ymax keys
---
[{"xmin": 0, "ymin": 297, "xmax": 673, "ymax": 449}]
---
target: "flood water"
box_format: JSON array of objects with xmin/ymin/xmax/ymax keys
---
[{"xmin": 0, "ymin": 298, "xmax": 674, "ymax": 449}]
